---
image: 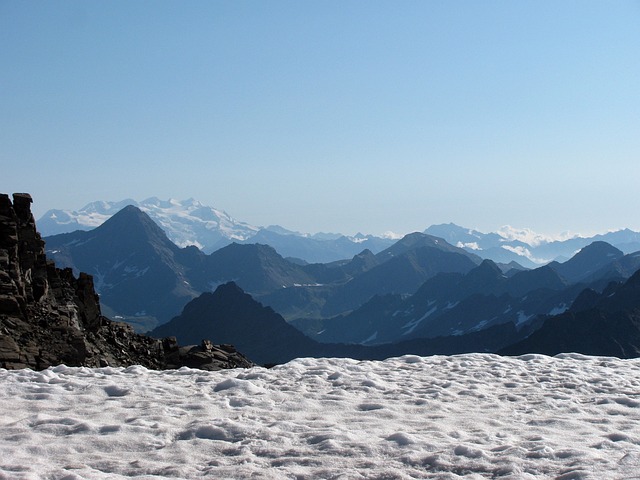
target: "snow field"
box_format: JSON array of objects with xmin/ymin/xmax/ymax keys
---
[{"xmin": 2, "ymin": 353, "xmax": 640, "ymax": 479}]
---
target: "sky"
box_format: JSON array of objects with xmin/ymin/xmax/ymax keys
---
[{"xmin": 2, "ymin": 1, "xmax": 639, "ymax": 237}]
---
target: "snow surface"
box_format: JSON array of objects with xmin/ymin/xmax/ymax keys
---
[
  {"xmin": 2, "ymin": 354, "xmax": 640, "ymax": 479},
  {"xmin": 402, "ymin": 304, "xmax": 437, "ymax": 335}
]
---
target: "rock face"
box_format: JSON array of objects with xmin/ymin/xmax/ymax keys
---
[{"xmin": 0, "ymin": 193, "xmax": 253, "ymax": 371}]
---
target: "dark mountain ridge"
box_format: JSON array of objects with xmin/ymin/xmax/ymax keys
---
[
  {"xmin": 500, "ymin": 269, "xmax": 640, "ymax": 358},
  {"xmin": 43, "ymin": 202, "xmax": 640, "ymax": 358},
  {"xmin": 46, "ymin": 211, "xmax": 487, "ymax": 328},
  {"xmin": 151, "ymin": 281, "xmax": 523, "ymax": 365}
]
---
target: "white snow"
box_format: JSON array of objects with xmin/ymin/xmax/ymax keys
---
[
  {"xmin": 3, "ymin": 355, "xmax": 640, "ymax": 479},
  {"xmin": 515, "ymin": 310, "xmax": 534, "ymax": 326},
  {"xmin": 444, "ymin": 301, "xmax": 459, "ymax": 310},
  {"xmin": 549, "ymin": 304, "xmax": 569, "ymax": 316},
  {"xmin": 361, "ymin": 331, "xmax": 378, "ymax": 344},
  {"xmin": 402, "ymin": 304, "xmax": 438, "ymax": 335}
]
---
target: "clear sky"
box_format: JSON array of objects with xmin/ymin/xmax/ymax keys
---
[{"xmin": 2, "ymin": 1, "xmax": 639, "ymax": 237}]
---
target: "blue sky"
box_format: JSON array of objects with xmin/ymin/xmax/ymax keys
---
[{"xmin": 2, "ymin": 1, "xmax": 639, "ymax": 236}]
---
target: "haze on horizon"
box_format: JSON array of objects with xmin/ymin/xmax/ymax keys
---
[{"xmin": 2, "ymin": 1, "xmax": 639, "ymax": 238}]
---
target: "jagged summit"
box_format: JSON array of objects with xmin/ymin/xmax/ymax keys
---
[
  {"xmin": 152, "ymin": 281, "xmax": 322, "ymax": 365},
  {"xmin": 94, "ymin": 204, "xmax": 173, "ymax": 246},
  {"xmin": 465, "ymin": 259, "xmax": 504, "ymax": 282}
]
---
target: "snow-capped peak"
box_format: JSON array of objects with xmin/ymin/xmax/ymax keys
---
[{"xmin": 38, "ymin": 197, "xmax": 261, "ymax": 253}]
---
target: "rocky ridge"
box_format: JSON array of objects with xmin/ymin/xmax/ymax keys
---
[{"xmin": 0, "ymin": 193, "xmax": 252, "ymax": 371}]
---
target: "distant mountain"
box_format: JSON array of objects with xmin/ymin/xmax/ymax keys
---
[
  {"xmin": 239, "ymin": 229, "xmax": 395, "ymax": 264},
  {"xmin": 151, "ymin": 282, "xmax": 522, "ymax": 365},
  {"xmin": 261, "ymin": 232, "xmax": 482, "ymax": 319},
  {"xmin": 43, "ymin": 202, "xmax": 640, "ymax": 352},
  {"xmin": 202, "ymin": 243, "xmax": 314, "ymax": 295},
  {"xmin": 500, "ymin": 270, "xmax": 640, "ymax": 358},
  {"xmin": 317, "ymin": 235, "xmax": 481, "ymax": 317},
  {"xmin": 151, "ymin": 282, "xmax": 323, "ymax": 365},
  {"xmin": 424, "ymin": 223, "xmax": 640, "ymax": 266},
  {"xmin": 39, "ymin": 197, "xmax": 260, "ymax": 253},
  {"xmin": 546, "ymin": 241, "xmax": 624, "ymax": 283},
  {"xmin": 293, "ymin": 239, "xmax": 640, "ymax": 347},
  {"xmin": 294, "ymin": 258, "xmax": 578, "ymax": 345},
  {"xmin": 38, "ymin": 197, "xmax": 396, "ymax": 262},
  {"xmin": 45, "ymin": 205, "xmax": 205, "ymax": 330},
  {"xmin": 45, "ymin": 206, "xmax": 317, "ymax": 331},
  {"xmin": 585, "ymin": 251, "xmax": 640, "ymax": 284},
  {"xmin": 39, "ymin": 199, "xmax": 640, "ymax": 266}
]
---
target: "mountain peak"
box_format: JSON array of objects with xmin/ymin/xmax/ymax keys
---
[
  {"xmin": 549, "ymin": 241, "xmax": 624, "ymax": 283},
  {"xmin": 91, "ymin": 205, "xmax": 176, "ymax": 253},
  {"xmin": 459, "ymin": 259, "xmax": 505, "ymax": 290},
  {"xmin": 212, "ymin": 281, "xmax": 249, "ymax": 299},
  {"xmin": 575, "ymin": 241, "xmax": 623, "ymax": 257},
  {"xmin": 476, "ymin": 258, "xmax": 504, "ymax": 276},
  {"xmin": 102, "ymin": 204, "xmax": 161, "ymax": 228}
]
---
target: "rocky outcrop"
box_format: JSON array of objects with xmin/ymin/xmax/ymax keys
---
[{"xmin": 0, "ymin": 193, "xmax": 253, "ymax": 371}]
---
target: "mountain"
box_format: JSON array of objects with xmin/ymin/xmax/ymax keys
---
[
  {"xmin": 425, "ymin": 222, "xmax": 640, "ymax": 266},
  {"xmin": 151, "ymin": 282, "xmax": 522, "ymax": 365},
  {"xmin": 0, "ymin": 193, "xmax": 252, "ymax": 371},
  {"xmin": 546, "ymin": 241, "xmax": 624, "ymax": 283},
  {"xmin": 318, "ymin": 241, "xmax": 481, "ymax": 317},
  {"xmin": 45, "ymin": 205, "xmax": 204, "ymax": 331},
  {"xmin": 38, "ymin": 197, "xmax": 260, "ymax": 253},
  {"xmin": 240, "ymin": 228, "xmax": 395, "ymax": 264},
  {"xmin": 582, "ymin": 250, "xmax": 640, "ymax": 284},
  {"xmin": 45, "ymin": 206, "xmax": 323, "ymax": 330},
  {"xmin": 151, "ymin": 282, "xmax": 324, "ymax": 365},
  {"xmin": 500, "ymin": 270, "xmax": 640, "ymax": 358},
  {"xmin": 201, "ymin": 242, "xmax": 314, "ymax": 294},
  {"xmin": 38, "ymin": 197, "xmax": 396, "ymax": 262},
  {"xmin": 260, "ymin": 233, "xmax": 482, "ymax": 320},
  {"xmin": 42, "ymin": 200, "xmax": 640, "ymax": 353},
  {"xmin": 295, "ymin": 258, "xmax": 577, "ymax": 345},
  {"xmin": 294, "ymin": 241, "xmax": 637, "ymax": 347}
]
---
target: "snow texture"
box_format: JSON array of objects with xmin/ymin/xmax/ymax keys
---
[{"xmin": 2, "ymin": 354, "xmax": 640, "ymax": 479}]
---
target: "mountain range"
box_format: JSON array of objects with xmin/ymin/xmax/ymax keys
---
[
  {"xmin": 38, "ymin": 197, "xmax": 640, "ymax": 266},
  {"xmin": 150, "ymin": 281, "xmax": 523, "ymax": 365},
  {"xmin": 9, "ymin": 193, "xmax": 640, "ymax": 365},
  {"xmin": 44, "ymin": 206, "xmax": 486, "ymax": 331},
  {"xmin": 425, "ymin": 223, "xmax": 640, "ymax": 267},
  {"xmin": 37, "ymin": 198, "xmax": 397, "ymax": 263},
  {"xmin": 152, "ymin": 266, "xmax": 640, "ymax": 365},
  {"xmin": 43, "ymin": 202, "xmax": 640, "ymax": 358},
  {"xmin": 291, "ymin": 241, "xmax": 640, "ymax": 346}
]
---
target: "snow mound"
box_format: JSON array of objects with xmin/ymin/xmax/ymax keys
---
[{"xmin": 2, "ymin": 353, "xmax": 640, "ymax": 478}]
